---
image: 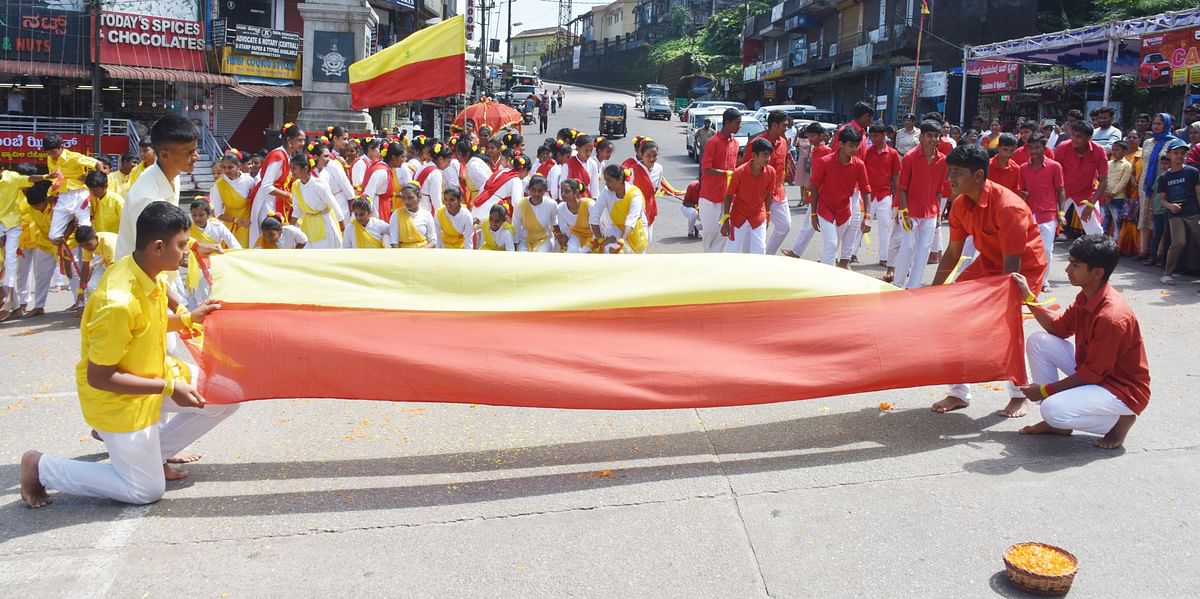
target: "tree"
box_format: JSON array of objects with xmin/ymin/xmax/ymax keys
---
[
  {"xmin": 699, "ymin": 2, "xmax": 771, "ymax": 57},
  {"xmin": 665, "ymin": 6, "xmax": 693, "ymax": 38},
  {"xmin": 1094, "ymin": 0, "xmax": 1197, "ymax": 18}
]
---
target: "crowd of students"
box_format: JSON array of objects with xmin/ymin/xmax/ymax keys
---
[{"xmin": 5, "ymin": 104, "xmax": 1158, "ymax": 510}]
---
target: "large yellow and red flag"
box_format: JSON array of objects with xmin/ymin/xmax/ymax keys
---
[
  {"xmin": 348, "ymin": 15, "xmax": 466, "ymax": 110},
  {"xmin": 193, "ymin": 251, "xmax": 1028, "ymax": 409}
]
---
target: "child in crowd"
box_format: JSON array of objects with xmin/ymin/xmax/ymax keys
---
[
  {"xmin": 591, "ymin": 164, "xmax": 648, "ymax": 254},
  {"xmin": 86, "ymin": 171, "xmax": 124, "ymax": 235},
  {"xmin": 289, "ymin": 152, "xmax": 344, "ymax": 249},
  {"xmin": 810, "ymin": 126, "xmax": 871, "ymax": 267},
  {"xmin": 513, "ymin": 176, "xmax": 557, "ymax": 252},
  {"xmin": 344, "ymin": 197, "xmax": 389, "ymax": 248},
  {"xmin": 555, "ymin": 179, "xmax": 594, "ymax": 253},
  {"xmin": 256, "ymin": 213, "xmax": 307, "ymax": 249},
  {"xmin": 73, "ymin": 225, "xmax": 116, "ymax": 302},
  {"xmin": 721, "ymin": 138, "xmax": 775, "ymax": 255},
  {"xmin": 434, "ymin": 187, "xmax": 475, "ymax": 249},
  {"xmin": 389, "ymin": 182, "xmax": 436, "ymax": 248},
  {"xmin": 480, "ymin": 204, "xmax": 515, "ymax": 251}
]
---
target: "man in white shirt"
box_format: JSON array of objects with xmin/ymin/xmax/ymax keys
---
[
  {"xmin": 116, "ymin": 115, "xmax": 199, "ymax": 259},
  {"xmin": 895, "ymin": 112, "xmax": 921, "ymax": 156},
  {"xmin": 1090, "ymin": 106, "xmax": 1122, "ymax": 149}
]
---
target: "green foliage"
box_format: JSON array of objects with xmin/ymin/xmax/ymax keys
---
[
  {"xmin": 665, "ymin": 6, "xmax": 693, "ymax": 39},
  {"xmin": 1093, "ymin": 0, "xmax": 1197, "ymax": 19},
  {"xmin": 699, "ymin": 2, "xmax": 771, "ymax": 57},
  {"xmin": 1036, "ymin": 0, "xmax": 1197, "ymax": 32}
]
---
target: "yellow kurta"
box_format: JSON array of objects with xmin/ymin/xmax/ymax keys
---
[
  {"xmin": 91, "ymin": 191, "xmax": 124, "ymax": 234},
  {"xmin": 517, "ymin": 198, "xmax": 550, "ymax": 250},
  {"xmin": 609, "ymin": 187, "xmax": 648, "ymax": 254},
  {"xmin": 436, "ymin": 206, "xmax": 466, "ymax": 249},
  {"xmin": 47, "ymin": 148, "xmax": 100, "ymax": 194},
  {"xmin": 215, "ymin": 176, "xmax": 252, "ymax": 247},
  {"xmin": 481, "ymin": 222, "xmax": 515, "ymax": 250},
  {"xmin": 108, "ymin": 170, "xmax": 133, "ymax": 197},
  {"xmin": 392, "ymin": 208, "xmax": 427, "ymax": 248},
  {"xmin": 19, "ymin": 202, "xmax": 56, "ymax": 253}
]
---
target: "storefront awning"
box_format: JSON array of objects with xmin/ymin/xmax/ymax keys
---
[
  {"xmin": 0, "ymin": 60, "xmax": 89, "ymax": 79},
  {"xmin": 229, "ymin": 84, "xmax": 302, "ymax": 98},
  {"xmin": 101, "ymin": 65, "xmax": 237, "ymax": 86}
]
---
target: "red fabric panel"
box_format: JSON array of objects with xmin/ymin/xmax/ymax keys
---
[
  {"xmin": 197, "ymin": 277, "xmax": 1027, "ymax": 408},
  {"xmin": 349, "ymin": 54, "xmax": 466, "ymax": 110}
]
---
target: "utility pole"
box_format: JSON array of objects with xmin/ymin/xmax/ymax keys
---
[
  {"xmin": 478, "ymin": 1, "xmax": 488, "ymax": 98},
  {"xmin": 506, "ymin": 0, "xmax": 513, "ymax": 66},
  {"xmin": 91, "ymin": 0, "xmax": 103, "ymax": 155}
]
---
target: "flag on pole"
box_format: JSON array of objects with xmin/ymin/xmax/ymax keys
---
[
  {"xmin": 348, "ymin": 15, "xmax": 466, "ymax": 110},
  {"xmin": 922, "ymin": 0, "xmax": 931, "ymax": 15}
]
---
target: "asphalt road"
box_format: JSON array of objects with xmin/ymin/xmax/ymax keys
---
[{"xmin": 1, "ymin": 84, "xmax": 1198, "ymax": 598}]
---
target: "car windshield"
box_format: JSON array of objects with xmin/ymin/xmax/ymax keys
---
[
  {"xmin": 649, "ymin": 98, "xmax": 670, "ymax": 107},
  {"xmin": 602, "ymin": 104, "xmax": 625, "ymax": 115},
  {"xmin": 794, "ymin": 110, "xmax": 836, "ymax": 122},
  {"xmin": 736, "ymin": 120, "xmax": 766, "ymax": 137},
  {"xmin": 700, "ymin": 101, "xmax": 746, "ymax": 110},
  {"xmin": 692, "ymin": 113, "xmax": 719, "ymax": 127},
  {"xmin": 1145, "ymin": 54, "xmax": 1165, "ymax": 62},
  {"xmin": 512, "ymin": 86, "xmax": 537, "ymax": 95},
  {"xmin": 645, "ymin": 86, "xmax": 669, "ymax": 97}
]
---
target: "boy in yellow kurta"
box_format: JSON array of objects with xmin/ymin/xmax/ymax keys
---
[
  {"xmin": 14, "ymin": 181, "xmax": 59, "ymax": 317},
  {"xmin": 107, "ymin": 152, "xmax": 138, "ymax": 198},
  {"xmin": 1, "ymin": 164, "xmax": 48, "ymax": 320},
  {"xmin": 86, "ymin": 171, "xmax": 124, "ymax": 235},
  {"xmin": 74, "ymin": 226, "xmax": 117, "ymax": 301},
  {"xmin": 20, "ymin": 202, "xmax": 238, "ymax": 508},
  {"xmin": 44, "ymin": 135, "xmax": 106, "ymax": 243}
]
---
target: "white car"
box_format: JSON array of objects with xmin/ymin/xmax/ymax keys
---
[
  {"xmin": 753, "ymin": 105, "xmax": 836, "ymax": 127},
  {"xmin": 686, "ymin": 107, "xmax": 731, "ymax": 160}
]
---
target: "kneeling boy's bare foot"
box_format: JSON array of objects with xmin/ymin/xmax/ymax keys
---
[
  {"xmin": 1019, "ymin": 421, "xmax": 1072, "ymax": 436},
  {"xmin": 781, "ymin": 250, "xmax": 800, "ymax": 259},
  {"xmin": 27, "ymin": 308, "xmax": 44, "ymax": 317},
  {"xmin": 20, "ymin": 451, "xmax": 52, "ymax": 508},
  {"xmin": 931, "ymin": 396, "xmax": 969, "ymax": 413},
  {"xmin": 1097, "ymin": 415, "xmax": 1136, "ymax": 449},
  {"xmin": 166, "ymin": 452, "xmax": 201, "ymax": 464},
  {"xmin": 999, "ymin": 397, "xmax": 1030, "ymax": 418},
  {"xmin": 164, "ymin": 464, "xmax": 189, "ymax": 481}
]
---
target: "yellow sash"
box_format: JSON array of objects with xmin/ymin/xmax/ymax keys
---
[
  {"xmin": 216, "ymin": 176, "xmax": 251, "ymax": 247},
  {"xmin": 610, "ymin": 187, "xmax": 648, "ymax": 254},
  {"xmin": 481, "ymin": 222, "xmax": 514, "ymax": 251},
  {"xmin": 436, "ymin": 207, "xmax": 466, "ymax": 249},
  {"xmin": 351, "ymin": 219, "xmax": 385, "ymax": 248},
  {"xmin": 392, "ymin": 208, "xmax": 427, "ymax": 248},
  {"xmin": 254, "ymin": 236, "xmax": 279, "ymax": 249},
  {"xmin": 518, "ymin": 198, "xmax": 549, "ymax": 250},
  {"xmin": 568, "ymin": 199, "xmax": 594, "ymax": 249},
  {"xmin": 292, "ymin": 180, "xmax": 335, "ymax": 244}
]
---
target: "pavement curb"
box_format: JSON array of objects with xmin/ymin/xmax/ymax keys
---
[{"xmin": 543, "ymin": 80, "xmax": 636, "ymax": 98}]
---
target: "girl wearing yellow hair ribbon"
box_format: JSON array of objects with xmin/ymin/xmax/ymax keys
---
[{"xmin": 288, "ymin": 152, "xmax": 345, "ymax": 249}]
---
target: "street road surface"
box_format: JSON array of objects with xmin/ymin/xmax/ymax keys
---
[{"xmin": 1, "ymin": 84, "xmax": 1197, "ymax": 597}]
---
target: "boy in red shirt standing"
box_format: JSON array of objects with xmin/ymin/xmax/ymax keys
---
[
  {"xmin": 862, "ymin": 123, "xmax": 901, "ymax": 268},
  {"xmin": 784, "ymin": 123, "xmax": 833, "ymax": 259},
  {"xmin": 810, "ymin": 126, "xmax": 871, "ymax": 267},
  {"xmin": 989, "ymin": 134, "xmax": 1022, "ymax": 193},
  {"xmin": 1019, "ymin": 134, "xmax": 1066, "ymax": 290},
  {"xmin": 721, "ymin": 139, "xmax": 776, "ymax": 254},
  {"xmin": 699, "ymin": 109, "xmax": 743, "ymax": 253},
  {"xmin": 741, "ymin": 110, "xmax": 791, "ymax": 254},
  {"xmin": 1055, "ymin": 121, "xmax": 1108, "ymax": 235},
  {"xmin": 1013, "ymin": 235, "xmax": 1150, "ymax": 449},
  {"xmin": 932, "ymin": 144, "xmax": 1048, "ymax": 417},
  {"xmin": 890, "ymin": 121, "xmax": 946, "ymax": 287}
]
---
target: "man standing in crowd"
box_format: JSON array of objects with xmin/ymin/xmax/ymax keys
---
[
  {"xmin": 1056, "ymin": 121, "xmax": 1109, "ymax": 236},
  {"xmin": 1090, "ymin": 106, "xmax": 1122, "ymax": 149},
  {"xmin": 698, "ymin": 108, "xmax": 742, "ymax": 253}
]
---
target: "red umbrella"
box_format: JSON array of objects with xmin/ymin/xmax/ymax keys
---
[{"xmin": 453, "ymin": 98, "xmax": 523, "ymax": 132}]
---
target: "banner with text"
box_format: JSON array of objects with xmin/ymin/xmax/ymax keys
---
[
  {"xmin": 0, "ymin": 132, "xmax": 129, "ymax": 164},
  {"xmin": 0, "ymin": 4, "xmax": 87, "ymax": 65},
  {"xmin": 967, "ymin": 60, "xmax": 1022, "ymax": 93},
  {"xmin": 95, "ymin": 1, "xmax": 205, "ymax": 70},
  {"xmin": 1138, "ymin": 27, "xmax": 1200, "ymax": 88}
]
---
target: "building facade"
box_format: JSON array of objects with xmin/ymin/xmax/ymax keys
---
[
  {"xmin": 511, "ymin": 26, "xmax": 565, "ymax": 72},
  {"xmin": 740, "ymin": 0, "xmax": 1037, "ymax": 124}
]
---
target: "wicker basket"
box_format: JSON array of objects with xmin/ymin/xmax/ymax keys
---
[{"xmin": 1003, "ymin": 542, "xmax": 1079, "ymax": 596}]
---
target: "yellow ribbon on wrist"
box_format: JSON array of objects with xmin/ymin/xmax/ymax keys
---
[
  {"xmin": 162, "ymin": 376, "xmax": 176, "ymax": 399},
  {"xmin": 718, "ymin": 213, "xmax": 730, "ymax": 225},
  {"xmin": 1039, "ymin": 384, "xmax": 1050, "ymax": 400}
]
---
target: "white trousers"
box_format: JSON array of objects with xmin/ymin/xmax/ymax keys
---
[
  {"xmin": 0, "ymin": 223, "xmax": 20, "ymax": 289},
  {"xmin": 887, "ymin": 207, "xmax": 904, "ymax": 266},
  {"xmin": 933, "ymin": 197, "xmax": 947, "ymax": 255},
  {"xmin": 680, "ymin": 203, "xmax": 699, "ymax": 234},
  {"xmin": 1024, "ymin": 332, "xmax": 1135, "ymax": 434},
  {"xmin": 699, "ymin": 200, "xmax": 726, "ymax": 253},
  {"xmin": 892, "ymin": 216, "xmax": 937, "ymax": 289},
  {"xmin": 862, "ymin": 196, "xmax": 893, "ymax": 262},
  {"xmin": 846, "ymin": 191, "xmax": 864, "ymax": 257},
  {"xmin": 1038, "ymin": 220, "xmax": 1056, "ymax": 279},
  {"xmin": 49, "ymin": 188, "xmax": 92, "ymax": 241},
  {"xmin": 724, "ymin": 222, "xmax": 766, "ymax": 254},
  {"xmin": 818, "ymin": 216, "xmax": 852, "ymax": 264},
  {"xmin": 764, "ymin": 199, "xmax": 791, "ymax": 255},
  {"xmin": 645, "ymin": 222, "xmax": 654, "ymax": 249},
  {"xmin": 37, "ymin": 369, "xmax": 239, "ymax": 505},
  {"xmin": 789, "ymin": 206, "xmax": 816, "ymax": 256},
  {"xmin": 16, "ymin": 248, "xmax": 55, "ymax": 309},
  {"xmin": 1073, "ymin": 203, "xmax": 1104, "ymax": 235},
  {"xmin": 564, "ymin": 232, "xmax": 592, "ymax": 253}
]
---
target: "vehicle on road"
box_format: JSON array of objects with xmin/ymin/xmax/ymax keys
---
[
  {"xmin": 680, "ymin": 100, "xmax": 746, "ymax": 123},
  {"xmin": 686, "ymin": 107, "xmax": 731, "ymax": 160},
  {"xmin": 733, "ymin": 117, "xmax": 767, "ymax": 159},
  {"xmin": 643, "ymin": 83, "xmax": 670, "ymax": 102},
  {"xmin": 504, "ymin": 84, "xmax": 539, "ymax": 107},
  {"xmin": 634, "ymin": 91, "xmax": 645, "ymax": 108},
  {"xmin": 1139, "ymin": 53, "xmax": 1172, "ymax": 85},
  {"xmin": 644, "ymin": 96, "xmax": 672, "ymax": 120},
  {"xmin": 599, "ymin": 102, "xmax": 628, "ymax": 137},
  {"xmin": 752, "ymin": 104, "xmax": 837, "ymax": 126}
]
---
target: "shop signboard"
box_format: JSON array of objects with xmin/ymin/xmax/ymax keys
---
[
  {"xmin": 219, "ymin": 47, "xmax": 302, "ymax": 81},
  {"xmin": 231, "ymin": 24, "xmax": 301, "ymax": 60},
  {"xmin": 0, "ymin": 131, "xmax": 129, "ymax": 164},
  {"xmin": 96, "ymin": 1, "xmax": 205, "ymax": 70},
  {"xmin": 790, "ymin": 35, "xmax": 807, "ymax": 68},
  {"xmin": 761, "ymin": 59, "xmax": 785, "ymax": 80},
  {"xmin": 311, "ymin": 31, "xmax": 354, "ymax": 83},
  {"xmin": 0, "ymin": 3, "xmax": 87, "ymax": 65},
  {"xmin": 851, "ymin": 44, "xmax": 872, "ymax": 71},
  {"xmin": 966, "ymin": 59, "xmax": 1022, "ymax": 93},
  {"xmin": 919, "ymin": 71, "xmax": 948, "ymax": 97},
  {"xmin": 1138, "ymin": 27, "xmax": 1200, "ymax": 88}
]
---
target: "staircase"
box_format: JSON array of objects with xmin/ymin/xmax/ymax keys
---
[{"xmin": 180, "ymin": 152, "xmax": 217, "ymax": 202}]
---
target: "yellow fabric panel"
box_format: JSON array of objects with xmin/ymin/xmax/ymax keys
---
[{"xmin": 211, "ymin": 249, "xmax": 898, "ymax": 313}]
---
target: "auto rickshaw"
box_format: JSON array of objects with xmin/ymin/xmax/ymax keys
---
[{"xmin": 598, "ymin": 102, "xmax": 627, "ymax": 138}]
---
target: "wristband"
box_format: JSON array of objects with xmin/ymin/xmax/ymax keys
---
[
  {"xmin": 1023, "ymin": 292, "xmax": 1038, "ymax": 304},
  {"xmin": 1039, "ymin": 384, "xmax": 1049, "ymax": 400},
  {"xmin": 161, "ymin": 376, "xmax": 176, "ymax": 399},
  {"xmin": 718, "ymin": 213, "xmax": 730, "ymax": 225},
  {"xmin": 1044, "ymin": 382, "xmax": 1057, "ymax": 397}
]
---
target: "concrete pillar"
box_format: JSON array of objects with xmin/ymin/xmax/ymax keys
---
[{"xmin": 296, "ymin": 0, "xmax": 379, "ymax": 133}]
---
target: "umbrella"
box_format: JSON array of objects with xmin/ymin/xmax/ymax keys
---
[{"xmin": 453, "ymin": 98, "xmax": 523, "ymax": 132}]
